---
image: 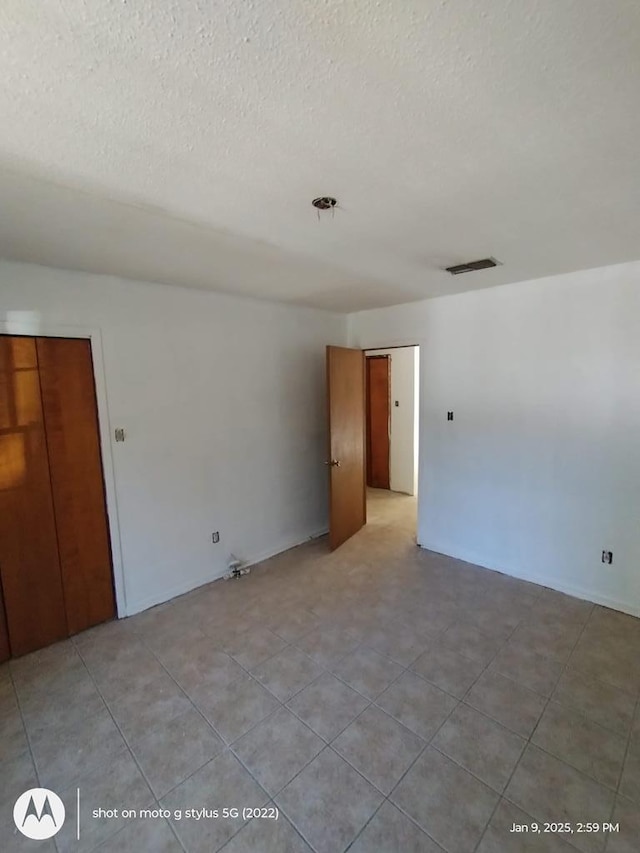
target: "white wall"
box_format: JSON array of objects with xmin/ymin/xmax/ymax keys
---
[
  {"xmin": 350, "ymin": 261, "xmax": 640, "ymax": 617},
  {"xmin": 0, "ymin": 260, "xmax": 346, "ymax": 616},
  {"xmin": 413, "ymin": 345, "xmax": 419, "ymax": 496},
  {"xmin": 365, "ymin": 347, "xmax": 418, "ymax": 495}
]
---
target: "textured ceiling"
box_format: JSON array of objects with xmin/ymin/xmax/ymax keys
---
[{"xmin": 1, "ymin": 0, "xmax": 639, "ymax": 312}]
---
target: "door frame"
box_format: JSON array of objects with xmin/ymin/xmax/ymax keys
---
[
  {"xmin": 0, "ymin": 319, "xmax": 127, "ymax": 618},
  {"xmin": 360, "ymin": 339, "xmax": 421, "ymax": 502}
]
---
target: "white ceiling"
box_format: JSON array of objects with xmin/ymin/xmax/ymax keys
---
[{"xmin": 1, "ymin": 1, "xmax": 639, "ymax": 313}]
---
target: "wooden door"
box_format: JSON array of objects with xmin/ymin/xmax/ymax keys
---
[
  {"xmin": 37, "ymin": 337, "xmax": 116, "ymax": 635},
  {"xmin": 326, "ymin": 346, "xmax": 366, "ymax": 550},
  {"xmin": 366, "ymin": 355, "xmax": 391, "ymax": 489},
  {"xmin": 0, "ymin": 336, "xmax": 68, "ymax": 656}
]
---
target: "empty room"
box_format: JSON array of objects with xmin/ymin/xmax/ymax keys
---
[{"xmin": 1, "ymin": 2, "xmax": 639, "ymax": 853}]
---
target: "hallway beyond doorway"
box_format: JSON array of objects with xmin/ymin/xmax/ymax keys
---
[{"xmin": 367, "ymin": 487, "xmax": 417, "ymax": 539}]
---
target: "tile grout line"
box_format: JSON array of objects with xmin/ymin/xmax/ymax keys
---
[
  {"xmin": 4, "ymin": 528, "xmax": 400, "ymax": 845},
  {"xmin": 342, "ymin": 592, "xmax": 568, "ymax": 851},
  {"xmin": 128, "ymin": 624, "xmax": 352, "ymax": 852},
  {"xmin": 72, "ymin": 644, "xmax": 189, "ymax": 853},
  {"xmin": 130, "ymin": 627, "xmax": 286, "ymax": 816},
  {"xmin": 81, "ymin": 626, "xmax": 311, "ymax": 852},
  {"xmin": 247, "ymin": 618, "xmax": 450, "ymax": 851},
  {"xmin": 345, "ymin": 581, "xmax": 550, "ymax": 848},
  {"xmin": 474, "ymin": 606, "xmax": 594, "ymax": 852},
  {"xmin": 230, "ymin": 648, "xmax": 395, "ymax": 796},
  {"xmin": 344, "ymin": 606, "xmax": 529, "ymax": 851},
  {"xmin": 383, "ymin": 601, "xmax": 532, "ymax": 852},
  {"xmin": 472, "ymin": 602, "xmax": 610, "ymax": 853},
  {"xmin": 215, "ymin": 805, "xmax": 311, "ymax": 853},
  {"xmin": 603, "ymin": 671, "xmax": 640, "ymax": 852},
  {"xmin": 126, "ymin": 606, "xmax": 407, "ymax": 849},
  {"xmin": 9, "ymin": 520, "xmax": 637, "ymax": 853},
  {"xmin": 258, "ymin": 638, "xmax": 441, "ymax": 852},
  {"xmin": 6, "ymin": 663, "xmax": 43, "ymax": 791},
  {"xmin": 614, "ymin": 678, "xmax": 640, "ymax": 796}
]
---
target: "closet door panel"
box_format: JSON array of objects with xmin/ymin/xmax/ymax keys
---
[
  {"xmin": 36, "ymin": 337, "xmax": 115, "ymax": 634},
  {"xmin": 0, "ymin": 584, "xmax": 10, "ymax": 662},
  {"xmin": 0, "ymin": 336, "xmax": 68, "ymax": 656}
]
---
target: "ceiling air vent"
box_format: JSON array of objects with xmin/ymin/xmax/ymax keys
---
[{"xmin": 445, "ymin": 257, "xmax": 500, "ymax": 275}]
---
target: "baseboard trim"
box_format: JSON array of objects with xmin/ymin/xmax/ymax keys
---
[
  {"xmin": 124, "ymin": 526, "xmax": 329, "ymax": 617},
  {"xmin": 243, "ymin": 527, "xmax": 329, "ymax": 568},
  {"xmin": 420, "ymin": 541, "xmax": 640, "ymax": 619}
]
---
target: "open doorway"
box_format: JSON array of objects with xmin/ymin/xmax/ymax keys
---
[{"xmin": 364, "ymin": 345, "xmax": 419, "ymax": 536}]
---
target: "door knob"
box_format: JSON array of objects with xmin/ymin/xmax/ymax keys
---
[{"xmin": 324, "ymin": 459, "xmax": 341, "ymax": 467}]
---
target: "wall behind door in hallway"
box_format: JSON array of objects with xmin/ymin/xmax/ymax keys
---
[{"xmin": 365, "ymin": 347, "xmax": 418, "ymax": 495}]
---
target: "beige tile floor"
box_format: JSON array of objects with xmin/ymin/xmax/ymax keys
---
[{"xmin": 2, "ymin": 488, "xmax": 639, "ymax": 852}]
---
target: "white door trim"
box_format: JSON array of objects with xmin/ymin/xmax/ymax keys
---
[{"xmin": 0, "ymin": 318, "xmax": 127, "ymax": 618}]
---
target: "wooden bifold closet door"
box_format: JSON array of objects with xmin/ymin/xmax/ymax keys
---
[
  {"xmin": 0, "ymin": 336, "xmax": 115, "ymax": 660},
  {"xmin": 0, "ymin": 336, "xmax": 68, "ymax": 658}
]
